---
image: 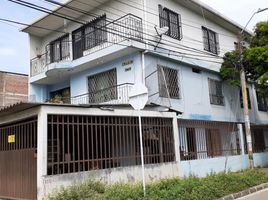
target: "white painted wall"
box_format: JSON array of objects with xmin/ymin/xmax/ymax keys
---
[{"xmin": 180, "ymin": 155, "xmax": 250, "ymax": 177}]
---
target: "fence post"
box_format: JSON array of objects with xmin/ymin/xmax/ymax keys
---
[{"xmin": 238, "ymin": 124, "xmax": 245, "ymax": 155}]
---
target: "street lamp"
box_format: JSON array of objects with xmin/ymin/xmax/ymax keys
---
[{"xmin": 238, "ymin": 7, "xmax": 268, "ymax": 169}]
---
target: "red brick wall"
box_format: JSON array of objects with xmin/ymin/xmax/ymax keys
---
[{"xmin": 0, "ymin": 72, "xmax": 28, "ymax": 108}]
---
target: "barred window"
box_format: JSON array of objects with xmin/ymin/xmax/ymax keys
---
[
  {"xmin": 88, "ymin": 69, "xmax": 117, "ymax": 103},
  {"xmin": 72, "ymin": 15, "xmax": 107, "ymax": 60},
  {"xmin": 208, "ymin": 79, "xmax": 224, "ymax": 106},
  {"xmin": 256, "ymin": 91, "xmax": 267, "ymax": 111},
  {"xmin": 240, "ymin": 88, "xmax": 251, "ymax": 109},
  {"xmin": 85, "ymin": 15, "xmax": 107, "ymax": 50},
  {"xmin": 49, "ymin": 34, "xmax": 70, "ymax": 63},
  {"xmin": 158, "ymin": 65, "xmax": 180, "ymax": 99},
  {"xmin": 202, "ymin": 27, "xmax": 219, "ymax": 54},
  {"xmin": 159, "ymin": 5, "xmax": 182, "ymax": 40}
]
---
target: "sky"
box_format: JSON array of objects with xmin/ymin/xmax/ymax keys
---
[{"xmin": 0, "ymin": 0, "xmax": 267, "ymax": 75}]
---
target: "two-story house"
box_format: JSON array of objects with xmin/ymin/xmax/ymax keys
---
[{"xmin": 0, "ymin": 0, "xmax": 268, "ymax": 199}]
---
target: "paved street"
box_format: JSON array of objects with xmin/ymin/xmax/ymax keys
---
[{"xmin": 237, "ymin": 188, "xmax": 268, "ymax": 200}]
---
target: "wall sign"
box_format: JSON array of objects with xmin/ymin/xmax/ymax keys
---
[
  {"xmin": 8, "ymin": 135, "xmax": 15, "ymax": 143},
  {"xmin": 122, "ymin": 60, "xmax": 133, "ymax": 66}
]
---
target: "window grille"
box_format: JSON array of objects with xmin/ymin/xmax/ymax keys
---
[
  {"xmin": 202, "ymin": 27, "xmax": 219, "ymax": 54},
  {"xmin": 240, "ymin": 88, "xmax": 251, "ymax": 109},
  {"xmin": 49, "ymin": 34, "xmax": 70, "ymax": 63},
  {"xmin": 88, "ymin": 68, "xmax": 117, "ymax": 103},
  {"xmin": 158, "ymin": 65, "xmax": 180, "ymax": 99},
  {"xmin": 256, "ymin": 90, "xmax": 267, "ymax": 111},
  {"xmin": 72, "ymin": 15, "xmax": 107, "ymax": 60},
  {"xmin": 159, "ymin": 5, "xmax": 182, "ymax": 40},
  {"xmin": 208, "ymin": 78, "xmax": 224, "ymax": 106},
  {"xmin": 84, "ymin": 15, "xmax": 107, "ymax": 50}
]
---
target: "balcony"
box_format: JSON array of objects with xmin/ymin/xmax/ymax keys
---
[
  {"xmin": 49, "ymin": 83, "xmax": 134, "ymax": 105},
  {"xmin": 30, "ymin": 14, "xmax": 143, "ymax": 78}
]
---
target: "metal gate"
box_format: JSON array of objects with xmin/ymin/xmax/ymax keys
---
[{"xmin": 0, "ymin": 117, "xmax": 37, "ymax": 200}]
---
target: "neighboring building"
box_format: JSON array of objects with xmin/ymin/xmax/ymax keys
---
[
  {"xmin": 0, "ymin": 0, "xmax": 268, "ymax": 199},
  {"xmin": 0, "ymin": 71, "xmax": 28, "ymax": 108}
]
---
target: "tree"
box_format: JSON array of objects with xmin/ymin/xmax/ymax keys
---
[{"xmin": 220, "ymin": 21, "xmax": 268, "ymax": 93}]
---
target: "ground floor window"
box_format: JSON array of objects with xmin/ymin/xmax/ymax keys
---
[{"xmin": 47, "ymin": 115, "xmax": 175, "ymax": 175}]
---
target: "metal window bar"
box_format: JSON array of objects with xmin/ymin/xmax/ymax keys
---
[
  {"xmin": 158, "ymin": 5, "xmax": 182, "ymax": 40},
  {"xmin": 251, "ymin": 127, "xmax": 268, "ymax": 153},
  {"xmin": 178, "ymin": 120, "xmax": 241, "ymax": 161},
  {"xmin": 88, "ymin": 68, "xmax": 117, "ymax": 103},
  {"xmin": 256, "ymin": 91, "xmax": 268, "ymax": 111},
  {"xmin": 158, "ymin": 65, "xmax": 180, "ymax": 99},
  {"xmin": 202, "ymin": 27, "xmax": 219, "ymax": 55},
  {"xmin": 47, "ymin": 115, "xmax": 175, "ymax": 175},
  {"xmin": 208, "ymin": 78, "xmax": 224, "ymax": 106}
]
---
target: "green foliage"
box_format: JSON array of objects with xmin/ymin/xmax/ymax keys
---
[
  {"xmin": 47, "ymin": 170, "xmax": 268, "ymax": 200},
  {"xmin": 251, "ymin": 22, "xmax": 268, "ymax": 47},
  {"xmin": 220, "ymin": 21, "xmax": 268, "ymax": 92}
]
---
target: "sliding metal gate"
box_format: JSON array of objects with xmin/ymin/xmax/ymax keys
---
[{"xmin": 0, "ymin": 117, "xmax": 37, "ymax": 200}]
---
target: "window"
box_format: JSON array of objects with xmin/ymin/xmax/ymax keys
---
[
  {"xmin": 256, "ymin": 90, "xmax": 267, "ymax": 111},
  {"xmin": 202, "ymin": 27, "xmax": 219, "ymax": 54},
  {"xmin": 159, "ymin": 5, "xmax": 182, "ymax": 40},
  {"xmin": 88, "ymin": 68, "xmax": 117, "ymax": 103},
  {"xmin": 158, "ymin": 65, "xmax": 180, "ymax": 99},
  {"xmin": 72, "ymin": 15, "xmax": 107, "ymax": 60},
  {"xmin": 50, "ymin": 87, "xmax": 70, "ymax": 104},
  {"xmin": 208, "ymin": 79, "xmax": 224, "ymax": 106},
  {"xmin": 240, "ymin": 88, "xmax": 251, "ymax": 109},
  {"xmin": 49, "ymin": 34, "xmax": 70, "ymax": 63},
  {"xmin": 205, "ymin": 128, "xmax": 222, "ymax": 157},
  {"xmin": 84, "ymin": 15, "xmax": 107, "ymax": 50},
  {"xmin": 252, "ymin": 129, "xmax": 265, "ymax": 153}
]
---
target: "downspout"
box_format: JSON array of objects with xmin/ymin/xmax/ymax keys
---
[{"xmin": 141, "ymin": 0, "xmax": 149, "ymax": 84}]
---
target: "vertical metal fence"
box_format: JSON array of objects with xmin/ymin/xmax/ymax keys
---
[
  {"xmin": 0, "ymin": 117, "xmax": 37, "ymax": 200},
  {"xmin": 47, "ymin": 115, "xmax": 175, "ymax": 175},
  {"xmin": 178, "ymin": 120, "xmax": 241, "ymax": 161}
]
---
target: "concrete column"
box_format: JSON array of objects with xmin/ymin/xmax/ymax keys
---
[
  {"xmin": 238, "ymin": 123, "xmax": 245, "ymax": 155},
  {"xmin": 37, "ymin": 107, "xmax": 48, "ymax": 200},
  {"xmin": 173, "ymin": 116, "xmax": 181, "ymax": 162}
]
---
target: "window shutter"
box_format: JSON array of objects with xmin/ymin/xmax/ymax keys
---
[
  {"xmin": 215, "ymin": 33, "xmax": 220, "ymax": 55},
  {"xmin": 202, "ymin": 27, "xmax": 209, "ymax": 51}
]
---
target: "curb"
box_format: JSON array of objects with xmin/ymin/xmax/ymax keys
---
[{"xmin": 218, "ymin": 182, "xmax": 268, "ymax": 200}]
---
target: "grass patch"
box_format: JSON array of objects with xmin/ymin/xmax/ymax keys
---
[{"xmin": 47, "ymin": 170, "xmax": 268, "ymax": 200}]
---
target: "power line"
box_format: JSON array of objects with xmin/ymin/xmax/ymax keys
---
[
  {"xmin": 8, "ymin": 0, "xmax": 225, "ymax": 64},
  {"xmin": 43, "ymin": 0, "xmax": 224, "ymax": 59},
  {"xmin": 70, "ymin": 0, "xmax": 235, "ymax": 55}
]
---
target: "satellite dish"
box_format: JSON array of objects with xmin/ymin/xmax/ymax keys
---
[
  {"xmin": 155, "ymin": 26, "xmax": 169, "ymax": 36},
  {"xmin": 129, "ymin": 83, "xmax": 148, "ymax": 110}
]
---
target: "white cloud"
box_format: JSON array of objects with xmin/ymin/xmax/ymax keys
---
[{"xmin": 0, "ymin": 47, "xmax": 16, "ymax": 56}]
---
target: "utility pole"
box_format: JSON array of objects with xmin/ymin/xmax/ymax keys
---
[
  {"xmin": 238, "ymin": 7, "xmax": 268, "ymax": 169},
  {"xmin": 238, "ymin": 33, "xmax": 254, "ymax": 169}
]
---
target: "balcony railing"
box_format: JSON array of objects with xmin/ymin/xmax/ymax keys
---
[
  {"xmin": 30, "ymin": 14, "xmax": 143, "ymax": 77},
  {"xmin": 49, "ymin": 83, "xmax": 134, "ymax": 105}
]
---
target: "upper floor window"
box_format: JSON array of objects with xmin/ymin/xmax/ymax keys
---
[
  {"xmin": 88, "ymin": 68, "xmax": 117, "ymax": 103},
  {"xmin": 158, "ymin": 65, "xmax": 180, "ymax": 99},
  {"xmin": 72, "ymin": 15, "xmax": 107, "ymax": 60},
  {"xmin": 208, "ymin": 78, "xmax": 224, "ymax": 106},
  {"xmin": 202, "ymin": 27, "xmax": 219, "ymax": 55},
  {"xmin": 240, "ymin": 88, "xmax": 251, "ymax": 109},
  {"xmin": 49, "ymin": 34, "xmax": 70, "ymax": 63},
  {"xmin": 256, "ymin": 90, "xmax": 267, "ymax": 111},
  {"xmin": 158, "ymin": 5, "xmax": 182, "ymax": 40}
]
